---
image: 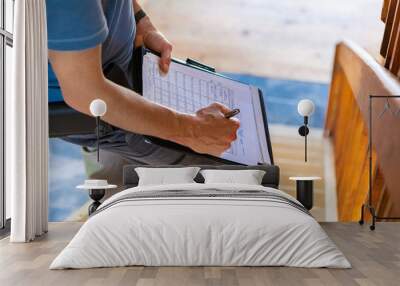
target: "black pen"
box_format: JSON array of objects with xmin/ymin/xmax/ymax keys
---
[{"xmin": 224, "ymin": 108, "xmax": 240, "ymax": 119}]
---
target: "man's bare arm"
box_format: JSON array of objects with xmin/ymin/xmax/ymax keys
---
[{"xmin": 48, "ymin": 46, "xmax": 239, "ymax": 156}]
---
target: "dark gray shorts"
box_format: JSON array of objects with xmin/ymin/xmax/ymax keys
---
[
  {"xmin": 63, "ymin": 127, "xmax": 224, "ymax": 166},
  {"xmin": 63, "ymin": 128, "xmax": 228, "ymax": 189}
]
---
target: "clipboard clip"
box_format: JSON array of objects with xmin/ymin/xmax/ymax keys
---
[{"xmin": 186, "ymin": 58, "xmax": 216, "ymax": 73}]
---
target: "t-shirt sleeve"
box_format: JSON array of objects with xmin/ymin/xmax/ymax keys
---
[{"xmin": 46, "ymin": 0, "xmax": 108, "ymax": 51}]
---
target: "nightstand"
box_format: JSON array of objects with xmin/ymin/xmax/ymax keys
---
[
  {"xmin": 289, "ymin": 177, "xmax": 321, "ymax": 210},
  {"xmin": 77, "ymin": 180, "xmax": 117, "ymax": 215}
]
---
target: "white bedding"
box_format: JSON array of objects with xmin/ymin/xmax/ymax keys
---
[{"xmin": 50, "ymin": 183, "xmax": 350, "ymax": 269}]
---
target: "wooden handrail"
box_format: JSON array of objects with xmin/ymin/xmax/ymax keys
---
[
  {"xmin": 325, "ymin": 40, "xmax": 400, "ymax": 220},
  {"xmin": 381, "ymin": 0, "xmax": 400, "ymax": 75}
]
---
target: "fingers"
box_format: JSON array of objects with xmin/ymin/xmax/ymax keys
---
[
  {"xmin": 191, "ymin": 102, "xmax": 240, "ymax": 157},
  {"xmin": 227, "ymin": 119, "xmax": 240, "ymax": 144},
  {"xmin": 196, "ymin": 102, "xmax": 233, "ymax": 117},
  {"xmin": 209, "ymin": 102, "xmax": 232, "ymax": 115},
  {"xmin": 159, "ymin": 43, "xmax": 172, "ymax": 74},
  {"xmin": 214, "ymin": 141, "xmax": 233, "ymax": 156},
  {"xmin": 230, "ymin": 117, "xmax": 240, "ymax": 128},
  {"xmin": 195, "ymin": 105, "xmax": 240, "ymax": 132},
  {"xmin": 142, "ymin": 30, "xmax": 173, "ymax": 74}
]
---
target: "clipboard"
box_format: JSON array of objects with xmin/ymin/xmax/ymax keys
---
[{"xmin": 131, "ymin": 47, "xmax": 274, "ymax": 165}]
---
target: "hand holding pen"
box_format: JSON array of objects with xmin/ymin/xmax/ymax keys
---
[{"xmin": 181, "ymin": 104, "xmax": 241, "ymax": 156}]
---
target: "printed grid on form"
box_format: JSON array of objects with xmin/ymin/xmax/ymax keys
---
[{"xmin": 142, "ymin": 55, "xmax": 246, "ymax": 157}]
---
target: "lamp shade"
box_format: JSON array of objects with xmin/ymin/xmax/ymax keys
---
[
  {"xmin": 297, "ymin": 99, "xmax": 315, "ymax": 117},
  {"xmin": 90, "ymin": 99, "xmax": 107, "ymax": 117}
]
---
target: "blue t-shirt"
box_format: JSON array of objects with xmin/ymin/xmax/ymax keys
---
[{"xmin": 47, "ymin": 0, "xmax": 136, "ymax": 102}]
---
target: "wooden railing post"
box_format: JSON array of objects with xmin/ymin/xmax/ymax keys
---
[{"xmin": 325, "ymin": 40, "xmax": 400, "ymax": 221}]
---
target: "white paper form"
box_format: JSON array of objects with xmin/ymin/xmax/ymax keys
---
[{"xmin": 142, "ymin": 53, "xmax": 267, "ymax": 165}]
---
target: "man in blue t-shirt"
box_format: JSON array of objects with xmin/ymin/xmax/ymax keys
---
[{"xmin": 47, "ymin": 1, "xmax": 240, "ymax": 177}]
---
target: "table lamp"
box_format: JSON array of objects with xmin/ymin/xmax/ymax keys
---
[
  {"xmin": 297, "ymin": 99, "xmax": 315, "ymax": 162},
  {"xmin": 89, "ymin": 99, "xmax": 107, "ymax": 162}
]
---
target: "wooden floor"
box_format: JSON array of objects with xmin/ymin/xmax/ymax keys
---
[
  {"xmin": 1, "ymin": 222, "xmax": 399, "ymax": 286},
  {"xmin": 269, "ymin": 125, "xmax": 336, "ymax": 221},
  {"xmin": 142, "ymin": 0, "xmax": 383, "ymax": 83}
]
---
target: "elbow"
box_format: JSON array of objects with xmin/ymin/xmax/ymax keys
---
[
  {"xmin": 62, "ymin": 89, "xmax": 86, "ymax": 114},
  {"xmin": 60, "ymin": 81, "xmax": 107, "ymax": 115}
]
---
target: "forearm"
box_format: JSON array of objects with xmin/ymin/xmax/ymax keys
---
[
  {"xmin": 64, "ymin": 77, "xmax": 193, "ymax": 143},
  {"xmin": 49, "ymin": 46, "xmax": 192, "ymax": 144}
]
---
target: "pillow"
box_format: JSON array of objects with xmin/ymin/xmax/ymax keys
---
[
  {"xmin": 200, "ymin": 169, "xmax": 266, "ymax": 185},
  {"xmin": 135, "ymin": 167, "xmax": 200, "ymax": 186}
]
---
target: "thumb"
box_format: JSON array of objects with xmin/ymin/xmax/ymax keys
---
[{"xmin": 159, "ymin": 46, "xmax": 172, "ymax": 74}]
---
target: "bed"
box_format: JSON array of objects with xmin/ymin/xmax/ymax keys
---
[{"xmin": 50, "ymin": 165, "xmax": 350, "ymax": 269}]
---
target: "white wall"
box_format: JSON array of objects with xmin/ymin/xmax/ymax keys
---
[
  {"xmin": 5, "ymin": 0, "xmax": 14, "ymax": 220},
  {"xmin": 5, "ymin": 44, "xmax": 12, "ymax": 219}
]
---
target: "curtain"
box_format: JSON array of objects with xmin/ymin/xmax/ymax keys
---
[{"xmin": 7, "ymin": 0, "xmax": 48, "ymax": 242}]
